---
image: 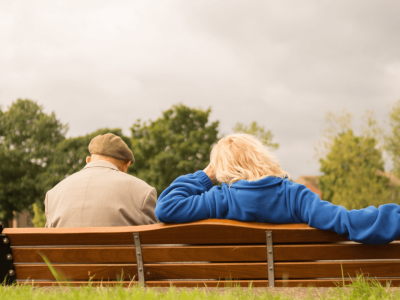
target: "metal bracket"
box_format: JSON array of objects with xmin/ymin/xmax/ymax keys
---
[
  {"xmin": 133, "ymin": 233, "xmax": 145, "ymax": 287},
  {"xmin": 1, "ymin": 232, "xmax": 16, "ymax": 285},
  {"xmin": 266, "ymin": 231, "xmax": 275, "ymax": 287}
]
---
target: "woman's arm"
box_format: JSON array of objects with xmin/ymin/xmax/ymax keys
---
[
  {"xmin": 155, "ymin": 170, "xmax": 227, "ymax": 223},
  {"xmin": 291, "ymin": 183, "xmax": 400, "ymax": 245}
]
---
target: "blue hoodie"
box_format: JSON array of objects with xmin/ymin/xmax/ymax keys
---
[{"xmin": 155, "ymin": 171, "xmax": 399, "ymax": 245}]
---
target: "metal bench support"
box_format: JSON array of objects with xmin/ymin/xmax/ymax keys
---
[
  {"xmin": 133, "ymin": 233, "xmax": 145, "ymax": 287},
  {"xmin": 0, "ymin": 222, "xmax": 16, "ymax": 285},
  {"xmin": 266, "ymin": 231, "xmax": 275, "ymax": 287}
]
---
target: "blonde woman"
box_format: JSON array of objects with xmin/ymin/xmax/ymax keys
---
[{"xmin": 155, "ymin": 133, "xmax": 400, "ymax": 245}]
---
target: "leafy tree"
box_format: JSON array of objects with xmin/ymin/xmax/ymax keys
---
[
  {"xmin": 130, "ymin": 104, "xmax": 219, "ymax": 195},
  {"xmin": 314, "ymin": 109, "xmax": 353, "ymax": 159},
  {"xmin": 232, "ymin": 121, "xmax": 279, "ymax": 149},
  {"xmin": 386, "ymin": 100, "xmax": 400, "ymax": 178},
  {"xmin": 319, "ymin": 130, "xmax": 391, "ymax": 209},
  {"xmin": 0, "ymin": 99, "xmax": 67, "ymax": 225},
  {"xmin": 39, "ymin": 128, "xmax": 131, "ymax": 205},
  {"xmin": 31, "ymin": 203, "xmax": 46, "ymax": 227},
  {"xmin": 315, "ymin": 110, "xmax": 383, "ymax": 159}
]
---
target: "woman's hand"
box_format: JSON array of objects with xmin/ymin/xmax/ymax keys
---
[{"xmin": 204, "ymin": 164, "xmax": 217, "ymax": 184}]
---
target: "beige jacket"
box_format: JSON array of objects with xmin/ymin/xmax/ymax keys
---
[{"xmin": 45, "ymin": 161, "xmax": 158, "ymax": 227}]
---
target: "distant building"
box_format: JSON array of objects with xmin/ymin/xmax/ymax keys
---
[
  {"xmin": 295, "ymin": 175, "xmax": 322, "ymax": 198},
  {"xmin": 5, "ymin": 210, "xmax": 34, "ymax": 228},
  {"xmin": 376, "ymin": 170, "xmax": 400, "ymax": 201},
  {"xmin": 376, "ymin": 170, "xmax": 400, "ymax": 187}
]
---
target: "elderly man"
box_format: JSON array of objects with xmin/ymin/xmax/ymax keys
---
[{"xmin": 45, "ymin": 133, "xmax": 158, "ymax": 227}]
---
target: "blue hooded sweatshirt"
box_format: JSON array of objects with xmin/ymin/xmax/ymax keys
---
[{"xmin": 155, "ymin": 171, "xmax": 399, "ymax": 245}]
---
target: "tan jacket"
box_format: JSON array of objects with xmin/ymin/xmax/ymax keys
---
[{"xmin": 45, "ymin": 161, "xmax": 158, "ymax": 227}]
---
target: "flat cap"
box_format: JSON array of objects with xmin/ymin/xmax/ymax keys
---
[{"xmin": 88, "ymin": 133, "xmax": 135, "ymax": 164}]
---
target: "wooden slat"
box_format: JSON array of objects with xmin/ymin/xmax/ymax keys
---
[
  {"xmin": 143, "ymin": 245, "xmax": 267, "ymax": 262},
  {"xmin": 141, "ymin": 261, "xmax": 400, "ymax": 280},
  {"xmin": 274, "ymin": 243, "xmax": 400, "ymax": 261},
  {"xmin": 16, "ymin": 261, "xmax": 400, "ymax": 281},
  {"xmin": 3, "ymin": 219, "xmax": 349, "ymax": 246},
  {"xmin": 144, "ymin": 243, "xmax": 400, "ymax": 262},
  {"xmin": 275, "ymin": 261, "xmax": 400, "ymax": 279},
  {"xmin": 12, "ymin": 247, "xmax": 136, "ymax": 263},
  {"xmin": 13, "ymin": 242, "xmax": 400, "ymax": 263},
  {"xmin": 12, "ymin": 246, "xmax": 266, "ymax": 263},
  {"xmin": 15, "ymin": 264, "xmax": 137, "ymax": 280},
  {"xmin": 18, "ymin": 279, "xmax": 400, "ymax": 287}
]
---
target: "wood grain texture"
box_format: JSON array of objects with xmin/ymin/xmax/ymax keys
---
[
  {"xmin": 15, "ymin": 264, "xmax": 137, "ymax": 280},
  {"xmin": 15, "ymin": 261, "xmax": 400, "ymax": 281},
  {"xmin": 143, "ymin": 243, "xmax": 400, "ymax": 262},
  {"xmin": 12, "ymin": 243, "xmax": 400, "ymax": 263},
  {"xmin": 12, "ymin": 247, "xmax": 137, "ymax": 263},
  {"xmin": 142, "ymin": 261, "xmax": 400, "ymax": 280},
  {"xmin": 273, "ymin": 242, "xmax": 400, "ymax": 261},
  {"xmin": 17, "ymin": 279, "xmax": 400, "ymax": 287},
  {"xmin": 276, "ymin": 261, "xmax": 400, "ymax": 279},
  {"xmin": 4, "ymin": 219, "xmax": 349, "ymax": 246}
]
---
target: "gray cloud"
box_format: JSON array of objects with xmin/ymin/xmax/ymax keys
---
[{"xmin": 1, "ymin": 0, "xmax": 399, "ymax": 180}]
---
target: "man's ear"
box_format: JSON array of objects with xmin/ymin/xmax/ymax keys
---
[
  {"xmin": 124, "ymin": 161, "xmax": 131, "ymax": 173},
  {"xmin": 86, "ymin": 156, "xmax": 91, "ymax": 164}
]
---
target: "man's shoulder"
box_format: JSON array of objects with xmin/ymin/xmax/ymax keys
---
[
  {"xmin": 47, "ymin": 167, "xmax": 155, "ymax": 197},
  {"xmin": 116, "ymin": 172, "xmax": 154, "ymax": 191},
  {"xmin": 47, "ymin": 170, "xmax": 87, "ymax": 194}
]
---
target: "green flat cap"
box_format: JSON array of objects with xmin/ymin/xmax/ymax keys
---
[{"xmin": 88, "ymin": 133, "xmax": 135, "ymax": 164}]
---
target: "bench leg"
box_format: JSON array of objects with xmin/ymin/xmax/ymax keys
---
[
  {"xmin": 266, "ymin": 231, "xmax": 275, "ymax": 287},
  {"xmin": 133, "ymin": 233, "xmax": 145, "ymax": 287}
]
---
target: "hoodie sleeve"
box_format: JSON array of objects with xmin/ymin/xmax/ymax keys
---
[
  {"xmin": 290, "ymin": 183, "xmax": 400, "ymax": 245},
  {"xmin": 155, "ymin": 171, "xmax": 227, "ymax": 223}
]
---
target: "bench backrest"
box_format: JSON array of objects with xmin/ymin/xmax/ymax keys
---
[{"xmin": 3, "ymin": 219, "xmax": 400, "ymax": 287}]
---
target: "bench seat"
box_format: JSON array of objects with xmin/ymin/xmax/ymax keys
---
[{"xmin": 2, "ymin": 219, "xmax": 400, "ymax": 287}]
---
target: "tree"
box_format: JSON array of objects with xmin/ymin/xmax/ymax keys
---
[
  {"xmin": 232, "ymin": 121, "xmax": 279, "ymax": 149},
  {"xmin": 130, "ymin": 104, "xmax": 219, "ymax": 195},
  {"xmin": 314, "ymin": 109, "xmax": 353, "ymax": 159},
  {"xmin": 319, "ymin": 130, "xmax": 391, "ymax": 209},
  {"xmin": 386, "ymin": 100, "xmax": 400, "ymax": 178},
  {"xmin": 31, "ymin": 203, "xmax": 46, "ymax": 227},
  {"xmin": 315, "ymin": 109, "xmax": 384, "ymax": 159},
  {"xmin": 0, "ymin": 99, "xmax": 67, "ymax": 225}
]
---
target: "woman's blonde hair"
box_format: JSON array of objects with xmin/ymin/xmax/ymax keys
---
[{"xmin": 210, "ymin": 133, "xmax": 290, "ymax": 185}]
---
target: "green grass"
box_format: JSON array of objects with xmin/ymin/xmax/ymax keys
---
[
  {"xmin": 2, "ymin": 259, "xmax": 399, "ymax": 300},
  {"xmin": 1, "ymin": 275, "xmax": 400, "ymax": 300},
  {"xmin": 0, "ymin": 284, "xmax": 286, "ymax": 300}
]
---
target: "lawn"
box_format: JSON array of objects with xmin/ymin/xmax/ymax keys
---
[{"xmin": 1, "ymin": 275, "xmax": 400, "ymax": 300}]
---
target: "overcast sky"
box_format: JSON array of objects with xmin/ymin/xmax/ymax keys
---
[{"xmin": 1, "ymin": 0, "xmax": 400, "ymax": 179}]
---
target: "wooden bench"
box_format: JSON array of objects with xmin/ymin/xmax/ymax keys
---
[{"xmin": 2, "ymin": 219, "xmax": 400, "ymax": 287}]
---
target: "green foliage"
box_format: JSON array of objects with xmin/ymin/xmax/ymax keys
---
[
  {"xmin": 315, "ymin": 109, "xmax": 354, "ymax": 159},
  {"xmin": 0, "ymin": 99, "xmax": 67, "ymax": 223},
  {"xmin": 38, "ymin": 128, "xmax": 131, "ymax": 206},
  {"xmin": 232, "ymin": 121, "xmax": 279, "ymax": 149},
  {"xmin": 2, "ymin": 274, "xmax": 400, "ymax": 299},
  {"xmin": 386, "ymin": 100, "xmax": 400, "ymax": 178},
  {"xmin": 319, "ymin": 130, "xmax": 391, "ymax": 209},
  {"xmin": 31, "ymin": 203, "xmax": 46, "ymax": 227},
  {"xmin": 130, "ymin": 104, "xmax": 219, "ymax": 195},
  {"xmin": 332, "ymin": 273, "xmax": 395, "ymax": 300}
]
